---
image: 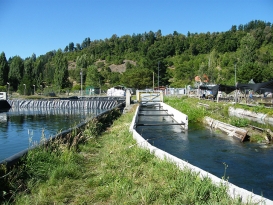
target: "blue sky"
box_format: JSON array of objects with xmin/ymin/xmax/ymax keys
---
[{"xmin": 1, "ymin": 0, "xmax": 272, "ymax": 59}]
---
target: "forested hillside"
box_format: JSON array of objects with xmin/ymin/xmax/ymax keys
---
[{"xmin": 0, "ymin": 20, "xmax": 272, "ymax": 95}]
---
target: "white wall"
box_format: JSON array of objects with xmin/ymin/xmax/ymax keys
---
[{"xmin": 0, "ymin": 92, "xmax": 7, "ymax": 100}]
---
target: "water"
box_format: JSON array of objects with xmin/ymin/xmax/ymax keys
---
[
  {"xmin": 136, "ymin": 109, "xmax": 273, "ymax": 201},
  {"xmin": 0, "ymin": 107, "xmax": 107, "ymax": 162}
]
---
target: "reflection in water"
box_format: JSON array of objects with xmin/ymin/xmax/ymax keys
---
[
  {"xmin": 0, "ymin": 108, "xmax": 107, "ymax": 162},
  {"xmin": 0, "ymin": 112, "xmax": 7, "ymax": 122},
  {"xmin": 136, "ymin": 110, "xmax": 273, "ymax": 201}
]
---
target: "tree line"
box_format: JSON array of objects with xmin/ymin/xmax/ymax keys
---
[{"xmin": 0, "ymin": 20, "xmax": 272, "ymax": 95}]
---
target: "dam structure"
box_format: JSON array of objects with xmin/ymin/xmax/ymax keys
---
[{"xmin": 7, "ymin": 96, "xmax": 125, "ymax": 110}]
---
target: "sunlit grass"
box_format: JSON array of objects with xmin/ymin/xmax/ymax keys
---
[{"xmin": 164, "ymin": 96, "xmax": 272, "ymax": 143}]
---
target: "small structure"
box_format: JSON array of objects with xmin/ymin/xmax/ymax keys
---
[
  {"xmin": 107, "ymin": 86, "xmax": 126, "ymax": 97},
  {"xmin": 136, "ymin": 90, "xmax": 164, "ymax": 103},
  {"xmin": 0, "ymin": 92, "xmax": 11, "ymax": 111},
  {"xmin": 0, "ymin": 92, "xmax": 7, "ymax": 100},
  {"xmin": 86, "ymin": 86, "xmax": 100, "ymax": 95}
]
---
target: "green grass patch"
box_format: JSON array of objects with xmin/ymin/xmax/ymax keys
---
[
  {"xmin": 164, "ymin": 96, "xmax": 273, "ymax": 143},
  {"xmin": 234, "ymin": 103, "xmax": 273, "ymax": 117},
  {"xmin": 229, "ymin": 117, "xmax": 250, "ymax": 127},
  {"xmin": 164, "ymin": 96, "xmax": 230, "ymax": 123}
]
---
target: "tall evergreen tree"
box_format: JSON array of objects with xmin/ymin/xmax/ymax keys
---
[
  {"xmin": 0, "ymin": 52, "xmax": 9, "ymax": 86},
  {"xmin": 53, "ymin": 50, "xmax": 69, "ymax": 91},
  {"xmin": 120, "ymin": 68, "xmax": 152, "ymax": 89},
  {"xmin": 85, "ymin": 65, "xmax": 100, "ymax": 87},
  {"xmin": 8, "ymin": 56, "xmax": 24, "ymax": 90}
]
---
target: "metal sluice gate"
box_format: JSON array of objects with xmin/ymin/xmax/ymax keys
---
[{"xmin": 136, "ymin": 103, "xmax": 186, "ymax": 128}]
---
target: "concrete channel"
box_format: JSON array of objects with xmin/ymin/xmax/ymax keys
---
[{"xmin": 130, "ymin": 101, "xmax": 273, "ymax": 204}]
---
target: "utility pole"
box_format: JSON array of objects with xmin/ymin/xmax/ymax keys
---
[
  {"xmin": 23, "ymin": 84, "xmax": 26, "ymax": 95},
  {"xmin": 235, "ymin": 64, "xmax": 237, "ymax": 103},
  {"xmin": 7, "ymin": 82, "xmax": 10, "ymax": 98},
  {"xmin": 80, "ymin": 68, "xmax": 83, "ymax": 97},
  {"xmin": 153, "ymin": 72, "xmax": 154, "ymax": 91},
  {"xmin": 158, "ymin": 62, "xmax": 160, "ymax": 89}
]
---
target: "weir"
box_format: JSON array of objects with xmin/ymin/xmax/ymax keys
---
[{"xmin": 8, "ymin": 97, "xmax": 125, "ymax": 110}]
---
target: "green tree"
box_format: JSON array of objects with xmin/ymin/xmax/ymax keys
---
[
  {"xmin": 8, "ymin": 56, "xmax": 24, "ymax": 90},
  {"xmin": 76, "ymin": 54, "xmax": 88, "ymax": 69},
  {"xmin": 0, "ymin": 52, "xmax": 9, "ymax": 86},
  {"xmin": 68, "ymin": 42, "xmax": 74, "ymax": 52},
  {"xmin": 76, "ymin": 43, "xmax": 81, "ymax": 51},
  {"xmin": 43, "ymin": 62, "xmax": 55, "ymax": 85},
  {"xmin": 239, "ymin": 33, "xmax": 256, "ymax": 64},
  {"xmin": 120, "ymin": 68, "xmax": 152, "ymax": 89},
  {"xmin": 108, "ymin": 72, "xmax": 121, "ymax": 86},
  {"xmin": 75, "ymin": 54, "xmax": 89, "ymax": 83},
  {"xmin": 85, "ymin": 65, "xmax": 100, "ymax": 87},
  {"xmin": 81, "ymin": 37, "xmax": 91, "ymax": 49},
  {"xmin": 237, "ymin": 33, "xmax": 256, "ymax": 83},
  {"xmin": 173, "ymin": 63, "xmax": 194, "ymax": 87},
  {"xmin": 53, "ymin": 50, "xmax": 69, "ymax": 91},
  {"xmin": 100, "ymin": 67, "xmax": 112, "ymax": 85},
  {"xmin": 17, "ymin": 58, "xmax": 35, "ymax": 95},
  {"xmin": 24, "ymin": 58, "xmax": 34, "ymax": 77}
]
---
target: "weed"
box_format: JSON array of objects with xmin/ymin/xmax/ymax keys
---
[
  {"xmin": 229, "ymin": 117, "xmax": 250, "ymax": 127},
  {"xmin": 249, "ymin": 134, "xmax": 265, "ymax": 143}
]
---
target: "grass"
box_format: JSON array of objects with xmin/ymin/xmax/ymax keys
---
[
  {"xmin": 164, "ymin": 96, "xmax": 273, "ymax": 142},
  {"xmin": 229, "ymin": 117, "xmax": 250, "ymax": 127},
  {"xmin": 233, "ymin": 103, "xmax": 273, "ymax": 115},
  {"xmin": 0, "ymin": 104, "xmax": 248, "ymax": 204},
  {"xmin": 163, "ymin": 96, "xmax": 208, "ymax": 123},
  {"xmin": 164, "ymin": 96, "xmax": 230, "ymax": 123}
]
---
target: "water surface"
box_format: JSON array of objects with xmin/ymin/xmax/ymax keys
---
[
  {"xmin": 0, "ymin": 107, "xmax": 106, "ymax": 161},
  {"xmin": 136, "ymin": 109, "xmax": 273, "ymax": 200}
]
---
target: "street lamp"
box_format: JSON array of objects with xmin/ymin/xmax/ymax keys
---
[
  {"xmin": 33, "ymin": 85, "xmax": 35, "ymax": 95},
  {"xmin": 23, "ymin": 84, "xmax": 26, "ymax": 95},
  {"xmin": 235, "ymin": 64, "xmax": 237, "ymax": 88},
  {"xmin": 7, "ymin": 82, "xmax": 10, "ymax": 97}
]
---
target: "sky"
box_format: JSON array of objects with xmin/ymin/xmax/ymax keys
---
[{"xmin": 0, "ymin": 0, "xmax": 273, "ymax": 59}]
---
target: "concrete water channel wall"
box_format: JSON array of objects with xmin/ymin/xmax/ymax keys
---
[
  {"xmin": 229, "ymin": 107, "xmax": 273, "ymax": 126},
  {"xmin": 130, "ymin": 102, "xmax": 273, "ymax": 204}
]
